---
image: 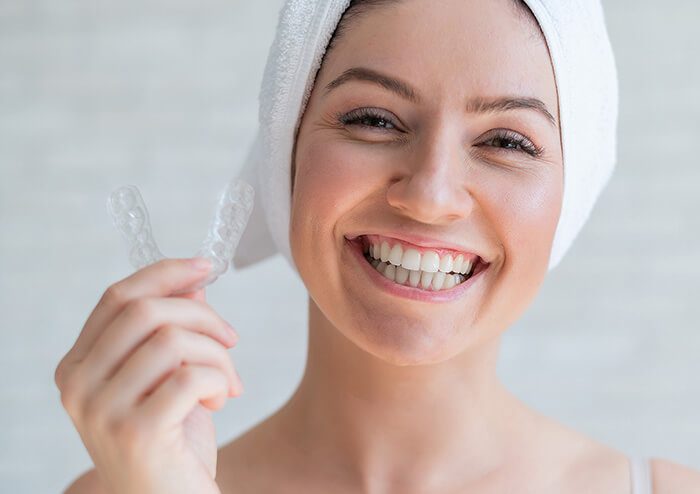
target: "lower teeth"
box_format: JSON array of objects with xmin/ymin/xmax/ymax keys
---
[{"xmin": 364, "ymin": 253, "xmax": 470, "ymax": 291}]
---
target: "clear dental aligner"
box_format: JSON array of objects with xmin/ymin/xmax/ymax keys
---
[{"xmin": 107, "ymin": 179, "xmax": 255, "ymax": 289}]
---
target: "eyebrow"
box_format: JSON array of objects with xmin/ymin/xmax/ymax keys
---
[{"xmin": 324, "ymin": 66, "xmax": 557, "ymax": 127}]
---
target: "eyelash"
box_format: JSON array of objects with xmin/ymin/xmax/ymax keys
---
[{"xmin": 335, "ymin": 107, "xmax": 545, "ymax": 158}]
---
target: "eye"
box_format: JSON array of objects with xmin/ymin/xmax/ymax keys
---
[
  {"xmin": 335, "ymin": 107, "xmax": 400, "ymax": 132},
  {"xmin": 334, "ymin": 110, "xmax": 544, "ymax": 157},
  {"xmin": 478, "ymin": 129, "xmax": 544, "ymax": 157}
]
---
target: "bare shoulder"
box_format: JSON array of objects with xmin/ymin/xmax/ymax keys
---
[
  {"xmin": 651, "ymin": 457, "xmax": 700, "ymax": 494},
  {"xmin": 62, "ymin": 468, "xmax": 107, "ymax": 494}
]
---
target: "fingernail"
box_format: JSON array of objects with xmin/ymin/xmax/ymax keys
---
[{"xmin": 190, "ymin": 257, "xmax": 211, "ymax": 271}]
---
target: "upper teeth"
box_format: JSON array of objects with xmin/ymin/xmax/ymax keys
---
[{"xmin": 368, "ymin": 240, "xmax": 473, "ymax": 275}]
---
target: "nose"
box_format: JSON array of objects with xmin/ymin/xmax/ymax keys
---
[{"xmin": 385, "ymin": 130, "xmax": 475, "ymax": 225}]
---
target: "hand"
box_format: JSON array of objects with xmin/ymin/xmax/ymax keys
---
[{"xmin": 55, "ymin": 258, "xmax": 243, "ymax": 494}]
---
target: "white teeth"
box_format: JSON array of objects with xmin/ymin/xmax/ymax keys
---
[
  {"xmin": 364, "ymin": 253, "xmax": 472, "ymax": 291},
  {"xmin": 383, "ymin": 263, "xmax": 396, "ymax": 281},
  {"xmin": 438, "ymin": 254, "xmax": 453, "ymax": 273},
  {"xmin": 420, "ymin": 251, "xmax": 440, "ymax": 273},
  {"xmin": 401, "ymin": 248, "xmax": 421, "ymax": 270},
  {"xmin": 431, "ymin": 271, "xmax": 446, "ymax": 290},
  {"xmin": 363, "ymin": 238, "xmax": 479, "ymax": 288},
  {"xmin": 380, "ymin": 241, "xmax": 391, "ymax": 262},
  {"xmin": 460, "ymin": 258, "xmax": 472, "ymax": 275},
  {"xmin": 408, "ymin": 269, "xmax": 421, "ymax": 287},
  {"xmin": 420, "ymin": 271, "xmax": 434, "ymax": 289},
  {"xmin": 388, "ymin": 243, "xmax": 403, "ymax": 266},
  {"xmin": 395, "ymin": 265, "xmax": 410, "ymax": 284},
  {"xmin": 453, "ymin": 254, "xmax": 464, "ymax": 274}
]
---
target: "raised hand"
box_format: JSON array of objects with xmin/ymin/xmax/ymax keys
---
[{"xmin": 55, "ymin": 258, "xmax": 243, "ymax": 494}]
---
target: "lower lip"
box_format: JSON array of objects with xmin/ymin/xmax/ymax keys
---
[{"xmin": 344, "ymin": 236, "xmax": 489, "ymax": 303}]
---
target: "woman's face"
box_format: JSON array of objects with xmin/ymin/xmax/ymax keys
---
[{"xmin": 290, "ymin": 0, "xmax": 563, "ymax": 365}]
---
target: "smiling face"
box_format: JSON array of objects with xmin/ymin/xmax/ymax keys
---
[{"xmin": 289, "ymin": 0, "xmax": 563, "ymax": 365}]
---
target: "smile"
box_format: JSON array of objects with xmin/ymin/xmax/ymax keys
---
[{"xmin": 345, "ymin": 235, "xmax": 490, "ymax": 303}]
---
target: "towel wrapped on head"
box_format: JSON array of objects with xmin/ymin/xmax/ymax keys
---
[{"xmin": 232, "ymin": 0, "xmax": 619, "ymax": 274}]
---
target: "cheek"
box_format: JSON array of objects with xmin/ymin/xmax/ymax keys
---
[
  {"xmin": 465, "ymin": 165, "xmax": 562, "ymax": 333},
  {"xmin": 290, "ymin": 139, "xmax": 378, "ymax": 264},
  {"xmin": 482, "ymin": 166, "xmax": 563, "ymax": 282},
  {"xmin": 293, "ymin": 139, "xmax": 383, "ymax": 222}
]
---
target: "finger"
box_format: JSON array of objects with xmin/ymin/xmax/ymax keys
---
[
  {"xmin": 102, "ymin": 325, "xmax": 242, "ymax": 413},
  {"xmin": 138, "ymin": 364, "xmax": 232, "ymax": 430},
  {"xmin": 175, "ymin": 287, "xmax": 207, "ymax": 303},
  {"xmin": 82, "ymin": 297, "xmax": 238, "ymax": 390},
  {"xmin": 67, "ymin": 258, "xmax": 213, "ymax": 362}
]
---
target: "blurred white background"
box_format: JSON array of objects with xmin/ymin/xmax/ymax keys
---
[{"xmin": 1, "ymin": 1, "xmax": 698, "ymax": 492}]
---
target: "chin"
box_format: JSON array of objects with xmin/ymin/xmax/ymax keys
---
[{"xmin": 344, "ymin": 312, "xmax": 472, "ymax": 367}]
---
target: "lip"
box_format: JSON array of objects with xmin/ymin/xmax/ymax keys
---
[
  {"xmin": 345, "ymin": 230, "xmax": 488, "ymax": 263},
  {"xmin": 344, "ymin": 236, "xmax": 490, "ymax": 303}
]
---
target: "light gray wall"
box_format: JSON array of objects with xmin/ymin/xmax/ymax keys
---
[{"xmin": 1, "ymin": 1, "xmax": 698, "ymax": 492}]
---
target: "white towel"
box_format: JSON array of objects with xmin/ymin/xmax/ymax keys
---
[{"xmin": 232, "ymin": 0, "xmax": 619, "ymax": 274}]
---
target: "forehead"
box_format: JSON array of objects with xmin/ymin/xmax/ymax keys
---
[{"xmin": 318, "ymin": 0, "xmax": 559, "ymax": 118}]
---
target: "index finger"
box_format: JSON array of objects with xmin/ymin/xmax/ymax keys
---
[
  {"xmin": 175, "ymin": 287, "xmax": 207, "ymax": 302},
  {"xmin": 67, "ymin": 257, "xmax": 212, "ymax": 362}
]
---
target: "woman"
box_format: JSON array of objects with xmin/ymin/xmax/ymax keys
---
[{"xmin": 56, "ymin": 0, "xmax": 700, "ymax": 492}]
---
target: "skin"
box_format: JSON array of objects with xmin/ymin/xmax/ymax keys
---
[
  {"xmin": 61, "ymin": 0, "xmax": 700, "ymax": 492},
  {"xmin": 216, "ymin": 0, "xmax": 632, "ymax": 492}
]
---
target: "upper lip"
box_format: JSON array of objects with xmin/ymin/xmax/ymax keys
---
[{"xmin": 345, "ymin": 231, "xmax": 490, "ymax": 263}]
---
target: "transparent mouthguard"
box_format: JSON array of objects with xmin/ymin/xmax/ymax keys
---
[{"xmin": 107, "ymin": 179, "xmax": 255, "ymax": 290}]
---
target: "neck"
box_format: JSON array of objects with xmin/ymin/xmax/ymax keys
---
[{"xmin": 273, "ymin": 297, "xmax": 537, "ymax": 492}]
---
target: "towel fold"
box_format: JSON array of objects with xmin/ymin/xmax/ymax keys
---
[{"xmin": 232, "ymin": 0, "xmax": 619, "ymax": 274}]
